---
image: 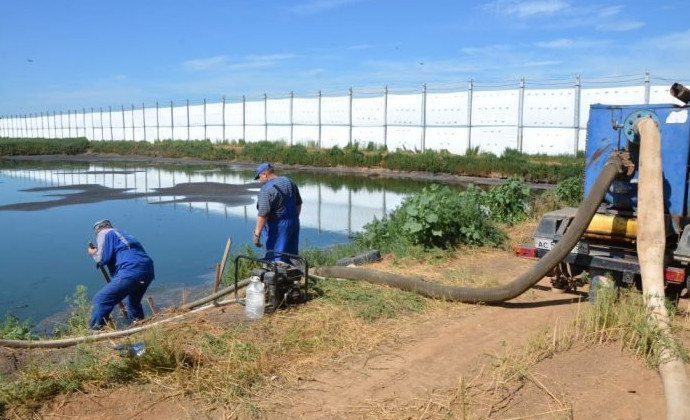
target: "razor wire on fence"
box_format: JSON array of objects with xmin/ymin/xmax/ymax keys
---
[{"xmin": 1, "ymin": 72, "xmax": 687, "ymax": 156}]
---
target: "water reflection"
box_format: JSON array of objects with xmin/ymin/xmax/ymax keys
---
[{"xmin": 0, "ymin": 160, "xmax": 421, "ymax": 329}]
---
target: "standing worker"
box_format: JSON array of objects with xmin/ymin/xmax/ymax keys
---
[
  {"xmin": 252, "ymin": 163, "xmax": 303, "ymax": 263},
  {"xmin": 88, "ymin": 220, "xmax": 155, "ymax": 330}
]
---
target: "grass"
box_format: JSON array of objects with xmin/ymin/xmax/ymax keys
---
[{"xmin": 0, "ymin": 138, "xmax": 584, "ymax": 183}]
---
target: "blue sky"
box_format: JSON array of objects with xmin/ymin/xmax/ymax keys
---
[{"xmin": 1, "ymin": 0, "xmax": 689, "ymax": 115}]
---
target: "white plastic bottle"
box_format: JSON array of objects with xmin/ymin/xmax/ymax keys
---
[{"xmin": 245, "ymin": 276, "xmax": 265, "ymax": 320}]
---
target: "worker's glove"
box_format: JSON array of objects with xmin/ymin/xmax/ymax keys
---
[{"xmin": 252, "ymin": 232, "xmax": 263, "ymax": 248}]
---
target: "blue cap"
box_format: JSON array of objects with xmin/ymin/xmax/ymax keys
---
[{"xmin": 254, "ymin": 162, "xmax": 273, "ymax": 180}]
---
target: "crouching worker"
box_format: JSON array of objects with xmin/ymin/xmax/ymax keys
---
[{"xmin": 87, "ymin": 219, "xmax": 155, "ymax": 330}]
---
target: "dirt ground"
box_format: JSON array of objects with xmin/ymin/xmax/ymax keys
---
[{"xmin": 4, "ymin": 249, "xmax": 684, "ymax": 420}]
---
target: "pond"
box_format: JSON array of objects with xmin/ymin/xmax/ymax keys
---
[{"xmin": 0, "ymin": 159, "xmax": 434, "ymax": 330}]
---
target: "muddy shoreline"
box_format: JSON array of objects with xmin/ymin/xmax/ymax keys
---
[{"xmin": 1, "ymin": 153, "xmax": 553, "ymax": 189}]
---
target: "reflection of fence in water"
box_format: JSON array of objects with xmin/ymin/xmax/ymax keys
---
[{"xmin": 0, "ymin": 166, "xmax": 407, "ymax": 237}]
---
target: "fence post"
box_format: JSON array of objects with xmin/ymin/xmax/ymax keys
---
[
  {"xmin": 186, "ymin": 99, "xmax": 190, "ymax": 141},
  {"xmin": 242, "ymin": 95, "xmax": 246, "ymax": 141},
  {"xmin": 264, "ymin": 93, "xmax": 268, "ymax": 141},
  {"xmin": 467, "ymin": 78, "xmax": 473, "ymax": 152},
  {"xmin": 131, "ymin": 104, "xmax": 135, "ymax": 140},
  {"xmin": 155, "ymin": 102, "xmax": 160, "ymax": 141},
  {"xmin": 348, "ymin": 87, "xmax": 353, "ymax": 146},
  {"xmin": 573, "ymin": 74, "xmax": 581, "ymax": 155},
  {"xmin": 518, "ymin": 76, "xmax": 525, "ymax": 152},
  {"xmin": 421, "ymin": 83, "xmax": 427, "ymax": 152},
  {"xmin": 318, "ymin": 90, "xmax": 322, "ymax": 149},
  {"xmin": 82, "ymin": 108, "xmax": 86, "ymax": 138},
  {"xmin": 88, "ymin": 108, "xmax": 94, "ymax": 140},
  {"xmin": 383, "ymin": 85, "xmax": 388, "ymax": 149},
  {"xmin": 121, "ymin": 105, "xmax": 126, "ymax": 140},
  {"xmin": 55, "ymin": 110, "xmax": 59, "ymax": 138},
  {"xmin": 290, "ymin": 91, "xmax": 294, "ymax": 145},
  {"xmin": 203, "ymin": 98, "xmax": 207, "ymax": 140},
  {"xmin": 644, "ymin": 71, "xmax": 650, "ymax": 104},
  {"xmin": 222, "ymin": 96, "xmax": 226, "ymax": 142},
  {"xmin": 142, "ymin": 103, "xmax": 146, "ymax": 142},
  {"xmin": 67, "ymin": 110, "xmax": 72, "ymax": 138},
  {"xmin": 170, "ymin": 101, "xmax": 174, "ymax": 140},
  {"xmin": 100, "ymin": 107, "xmax": 105, "ymax": 140}
]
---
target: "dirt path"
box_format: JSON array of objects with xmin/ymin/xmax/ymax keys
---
[{"xmin": 266, "ymin": 279, "xmax": 669, "ymax": 419}]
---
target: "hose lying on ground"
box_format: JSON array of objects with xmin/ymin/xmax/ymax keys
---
[
  {"xmin": 0, "ymin": 280, "xmax": 250, "ymax": 349},
  {"xmin": 314, "ymin": 153, "xmax": 627, "ymax": 303}
]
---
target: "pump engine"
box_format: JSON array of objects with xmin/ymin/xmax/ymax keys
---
[{"xmin": 234, "ymin": 252, "xmax": 309, "ymax": 313}]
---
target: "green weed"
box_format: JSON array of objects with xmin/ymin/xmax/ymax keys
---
[{"xmin": 0, "ymin": 313, "xmax": 34, "ymax": 340}]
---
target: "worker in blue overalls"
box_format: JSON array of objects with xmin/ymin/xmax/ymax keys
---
[
  {"xmin": 88, "ymin": 219, "xmax": 155, "ymax": 329},
  {"xmin": 252, "ymin": 163, "xmax": 303, "ymax": 263}
]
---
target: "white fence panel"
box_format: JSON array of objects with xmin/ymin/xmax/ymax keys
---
[
  {"xmin": 293, "ymin": 97, "xmax": 318, "ymax": 125},
  {"xmin": 267, "ymin": 98, "xmax": 290, "ymax": 125},
  {"xmin": 321, "ymin": 96, "xmax": 349, "ymax": 125},
  {"xmin": 473, "ymin": 126, "xmax": 518, "ymax": 155},
  {"xmin": 293, "ymin": 126, "xmax": 319, "ymax": 145},
  {"xmin": 352, "ymin": 127, "xmax": 384, "ymax": 148},
  {"xmin": 522, "ymin": 128, "xmax": 576, "ymax": 155},
  {"xmin": 352, "ymin": 96, "xmax": 384, "ymax": 127},
  {"xmin": 224, "ymin": 102, "xmax": 244, "ymax": 127},
  {"xmin": 579, "ymin": 87, "xmax": 645, "ymax": 127},
  {"xmin": 267, "ymin": 126, "xmax": 290, "ymax": 142},
  {"xmin": 650, "ymin": 86, "xmax": 684, "ymax": 105},
  {"xmin": 426, "ymin": 92, "xmax": 468, "ymax": 126},
  {"xmin": 321, "ymin": 126, "xmax": 349, "ymax": 148},
  {"xmin": 388, "ymin": 94, "xmax": 422, "ymax": 126},
  {"xmin": 131, "ymin": 108, "xmax": 145, "ymax": 141},
  {"xmin": 244, "ymin": 100, "xmax": 264, "ymax": 127},
  {"xmin": 472, "ymin": 90, "xmax": 519, "ymax": 126},
  {"xmin": 523, "ymin": 88, "xmax": 574, "ymax": 127},
  {"xmin": 387, "ymin": 126, "xmax": 422, "ymax": 151},
  {"xmin": 425, "ymin": 127, "xmax": 468, "ymax": 155}
]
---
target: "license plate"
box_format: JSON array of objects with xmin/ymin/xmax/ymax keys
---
[{"xmin": 534, "ymin": 238, "xmax": 587, "ymax": 254}]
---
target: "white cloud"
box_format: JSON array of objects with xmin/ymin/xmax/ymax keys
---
[
  {"xmin": 597, "ymin": 5, "xmax": 621, "ymax": 17},
  {"xmin": 536, "ymin": 38, "xmax": 573, "ymax": 48},
  {"xmin": 535, "ymin": 38, "xmax": 613, "ymax": 49},
  {"xmin": 180, "ymin": 54, "xmax": 297, "ymax": 72},
  {"xmin": 523, "ymin": 60, "xmax": 561, "ymax": 67},
  {"xmin": 180, "ymin": 56, "xmax": 228, "ymax": 72},
  {"xmin": 642, "ymin": 29, "xmax": 690, "ymax": 51},
  {"xmin": 347, "ymin": 44, "xmax": 375, "ymax": 51},
  {"xmin": 289, "ymin": 0, "xmax": 363, "ymax": 15},
  {"xmin": 484, "ymin": 0, "xmax": 570, "ymax": 18},
  {"xmin": 596, "ymin": 21, "xmax": 644, "ymax": 32}
]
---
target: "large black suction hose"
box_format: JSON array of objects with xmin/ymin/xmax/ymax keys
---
[{"xmin": 314, "ymin": 154, "xmax": 627, "ymax": 303}]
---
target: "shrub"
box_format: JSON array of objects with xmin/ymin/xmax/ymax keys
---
[{"xmin": 356, "ymin": 184, "xmax": 506, "ymax": 251}]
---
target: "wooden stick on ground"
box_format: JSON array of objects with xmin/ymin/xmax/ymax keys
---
[
  {"xmin": 146, "ymin": 297, "xmax": 159, "ymax": 315},
  {"xmin": 215, "ymin": 237, "xmax": 233, "ymax": 293}
]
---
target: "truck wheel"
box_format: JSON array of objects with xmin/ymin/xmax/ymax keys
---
[{"xmin": 665, "ymin": 283, "xmax": 683, "ymax": 307}]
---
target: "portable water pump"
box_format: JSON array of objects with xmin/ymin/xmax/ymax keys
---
[{"xmin": 233, "ymin": 251, "xmax": 309, "ymax": 313}]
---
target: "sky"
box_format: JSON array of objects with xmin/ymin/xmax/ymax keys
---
[{"xmin": 1, "ymin": 0, "xmax": 689, "ymax": 115}]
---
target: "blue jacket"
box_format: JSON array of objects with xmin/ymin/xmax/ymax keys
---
[{"xmin": 93, "ymin": 228, "xmax": 155, "ymax": 280}]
